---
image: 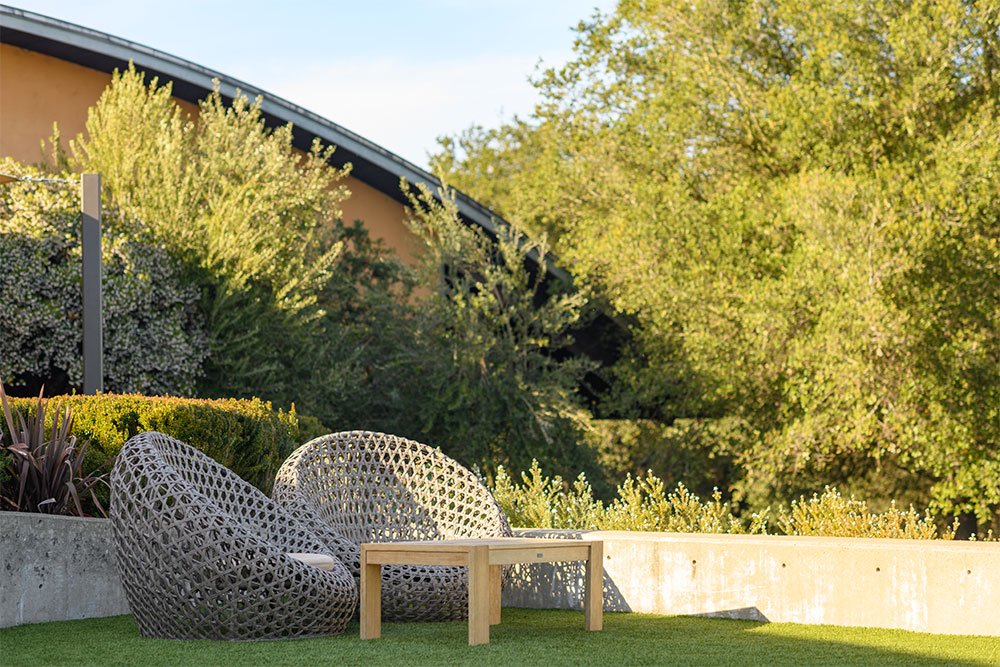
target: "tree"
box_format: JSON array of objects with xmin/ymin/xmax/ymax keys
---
[
  {"xmin": 54, "ymin": 65, "xmax": 599, "ymax": 481},
  {"xmin": 65, "ymin": 65, "xmax": 355, "ymax": 421},
  {"xmin": 327, "ymin": 180, "xmax": 602, "ymax": 482},
  {"xmin": 433, "ymin": 0, "xmax": 1000, "ymax": 529}
]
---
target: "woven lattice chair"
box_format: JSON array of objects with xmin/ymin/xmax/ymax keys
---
[
  {"xmin": 109, "ymin": 431, "xmax": 358, "ymax": 640},
  {"xmin": 272, "ymin": 431, "xmax": 513, "ymax": 622}
]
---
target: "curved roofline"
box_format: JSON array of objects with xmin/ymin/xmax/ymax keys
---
[{"xmin": 0, "ymin": 4, "xmax": 567, "ymax": 280}]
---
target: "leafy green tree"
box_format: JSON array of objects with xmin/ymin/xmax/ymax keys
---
[
  {"xmin": 329, "ymin": 181, "xmax": 602, "ymax": 482},
  {"xmin": 52, "ymin": 65, "xmax": 598, "ymax": 482},
  {"xmin": 64, "ymin": 65, "xmax": 356, "ymax": 421},
  {"xmin": 434, "ymin": 0, "xmax": 1000, "ymax": 529}
]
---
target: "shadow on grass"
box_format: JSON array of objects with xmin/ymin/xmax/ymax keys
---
[{"xmin": 2, "ymin": 608, "xmax": 996, "ymax": 666}]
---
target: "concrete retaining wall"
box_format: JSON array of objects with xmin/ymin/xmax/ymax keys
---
[
  {"xmin": 505, "ymin": 528, "xmax": 1000, "ymax": 636},
  {"xmin": 0, "ymin": 512, "xmax": 128, "ymax": 627},
  {"xmin": 3, "ymin": 514, "xmax": 997, "ymax": 636}
]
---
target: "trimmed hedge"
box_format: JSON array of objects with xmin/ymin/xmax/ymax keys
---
[{"xmin": 3, "ymin": 393, "xmax": 317, "ymax": 493}]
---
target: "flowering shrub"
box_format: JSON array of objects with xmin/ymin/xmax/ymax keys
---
[{"xmin": 0, "ymin": 159, "xmax": 207, "ymax": 395}]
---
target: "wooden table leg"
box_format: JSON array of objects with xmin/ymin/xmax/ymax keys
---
[
  {"xmin": 584, "ymin": 541, "xmax": 603, "ymax": 631},
  {"xmin": 489, "ymin": 565, "xmax": 502, "ymax": 625},
  {"xmin": 468, "ymin": 545, "xmax": 490, "ymax": 645},
  {"xmin": 360, "ymin": 548, "xmax": 382, "ymax": 640}
]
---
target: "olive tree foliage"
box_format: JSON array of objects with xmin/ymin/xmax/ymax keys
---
[
  {"xmin": 432, "ymin": 0, "xmax": 1000, "ymax": 527},
  {"xmin": 0, "ymin": 158, "xmax": 207, "ymax": 395},
  {"xmin": 63, "ymin": 65, "xmax": 356, "ymax": 418}
]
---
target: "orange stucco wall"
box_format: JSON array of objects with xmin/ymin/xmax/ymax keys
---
[
  {"xmin": 0, "ymin": 43, "xmax": 418, "ymax": 262},
  {"xmin": 1, "ymin": 43, "xmax": 112, "ymax": 163}
]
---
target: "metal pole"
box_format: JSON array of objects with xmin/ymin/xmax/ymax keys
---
[{"xmin": 81, "ymin": 173, "xmax": 103, "ymax": 395}]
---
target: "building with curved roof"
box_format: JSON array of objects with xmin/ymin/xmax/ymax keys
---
[
  {"xmin": 0, "ymin": 4, "xmax": 538, "ymax": 268},
  {"xmin": 1, "ymin": 5, "xmax": 620, "ymax": 390}
]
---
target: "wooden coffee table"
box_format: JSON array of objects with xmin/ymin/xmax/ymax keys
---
[{"xmin": 360, "ymin": 537, "xmax": 603, "ymax": 645}]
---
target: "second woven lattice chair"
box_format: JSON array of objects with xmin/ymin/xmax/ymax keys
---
[{"xmin": 272, "ymin": 431, "xmax": 513, "ymax": 622}]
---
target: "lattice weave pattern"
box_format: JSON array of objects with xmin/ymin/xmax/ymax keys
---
[
  {"xmin": 273, "ymin": 431, "xmax": 513, "ymax": 622},
  {"xmin": 110, "ymin": 431, "xmax": 358, "ymax": 640}
]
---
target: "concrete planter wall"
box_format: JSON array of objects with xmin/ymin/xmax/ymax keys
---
[
  {"xmin": 505, "ymin": 528, "xmax": 1000, "ymax": 637},
  {"xmin": 3, "ymin": 514, "xmax": 998, "ymax": 636},
  {"xmin": 1, "ymin": 512, "xmax": 128, "ymax": 628}
]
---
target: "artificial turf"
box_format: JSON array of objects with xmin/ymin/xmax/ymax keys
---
[{"xmin": 1, "ymin": 608, "xmax": 996, "ymax": 666}]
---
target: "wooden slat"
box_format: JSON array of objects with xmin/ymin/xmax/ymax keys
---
[
  {"xmin": 489, "ymin": 545, "xmax": 591, "ymax": 565},
  {"xmin": 468, "ymin": 545, "xmax": 490, "ymax": 645},
  {"xmin": 363, "ymin": 538, "xmax": 597, "ymax": 549},
  {"xmin": 363, "ymin": 542, "xmax": 477, "ymax": 551},
  {"xmin": 487, "ymin": 538, "xmax": 597, "ymax": 549}
]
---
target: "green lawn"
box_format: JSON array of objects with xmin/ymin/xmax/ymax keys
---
[{"xmin": 1, "ymin": 609, "xmax": 996, "ymax": 666}]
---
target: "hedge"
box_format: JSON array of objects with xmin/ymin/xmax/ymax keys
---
[{"xmin": 3, "ymin": 393, "xmax": 324, "ymax": 493}]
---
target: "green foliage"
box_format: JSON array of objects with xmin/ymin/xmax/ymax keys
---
[
  {"xmin": 493, "ymin": 460, "xmax": 767, "ymax": 534},
  {"xmin": 492, "ymin": 462, "xmax": 971, "ymax": 539},
  {"xmin": 29, "ymin": 65, "xmax": 600, "ymax": 484},
  {"xmin": 356, "ymin": 181, "xmax": 600, "ymax": 480},
  {"xmin": 69, "ymin": 65, "xmax": 348, "ymax": 301},
  {"xmin": 492, "ymin": 460, "xmax": 602, "ymax": 530},
  {"xmin": 0, "ymin": 448, "xmax": 9, "ymax": 492},
  {"xmin": 434, "ymin": 1, "xmax": 1000, "ymax": 531},
  {"xmin": 306, "ymin": 180, "xmax": 601, "ymax": 481},
  {"xmin": 64, "ymin": 65, "xmax": 355, "ymax": 421},
  {"xmin": 1, "ymin": 382, "xmax": 110, "ymax": 517},
  {"xmin": 777, "ymin": 487, "xmax": 953, "ymax": 540},
  {"xmin": 586, "ymin": 417, "xmax": 743, "ymax": 499},
  {"xmin": 1, "ymin": 393, "xmax": 308, "ymax": 493},
  {"xmin": 0, "ymin": 158, "xmax": 207, "ymax": 395}
]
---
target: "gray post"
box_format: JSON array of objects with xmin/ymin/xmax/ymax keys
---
[{"xmin": 81, "ymin": 173, "xmax": 103, "ymax": 395}]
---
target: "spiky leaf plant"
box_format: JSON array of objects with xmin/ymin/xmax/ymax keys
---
[{"xmin": 0, "ymin": 381, "xmax": 109, "ymax": 516}]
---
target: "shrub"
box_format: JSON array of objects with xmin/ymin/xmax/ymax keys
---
[
  {"xmin": 492, "ymin": 461, "xmax": 976, "ymax": 540},
  {"xmin": 39, "ymin": 66, "xmax": 603, "ymax": 484},
  {"xmin": 0, "ymin": 158, "xmax": 207, "ymax": 396},
  {"xmin": 0, "ymin": 449, "xmax": 10, "ymax": 491},
  {"xmin": 360, "ymin": 181, "xmax": 601, "ymax": 480},
  {"xmin": 586, "ymin": 417, "xmax": 743, "ymax": 500},
  {"xmin": 777, "ymin": 488, "xmax": 955, "ymax": 540},
  {"xmin": 1, "ymin": 393, "xmax": 310, "ymax": 493},
  {"xmin": 492, "ymin": 460, "xmax": 766, "ymax": 534},
  {"xmin": 1, "ymin": 382, "xmax": 110, "ymax": 516}
]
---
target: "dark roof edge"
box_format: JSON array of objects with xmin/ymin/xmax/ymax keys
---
[{"xmin": 0, "ymin": 4, "xmax": 568, "ymax": 281}]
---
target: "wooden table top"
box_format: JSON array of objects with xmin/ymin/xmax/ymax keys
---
[{"xmin": 361, "ymin": 537, "xmax": 598, "ymax": 551}]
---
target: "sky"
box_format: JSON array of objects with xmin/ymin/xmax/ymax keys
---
[{"xmin": 17, "ymin": 1, "xmax": 615, "ymax": 169}]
